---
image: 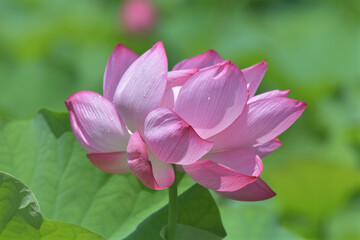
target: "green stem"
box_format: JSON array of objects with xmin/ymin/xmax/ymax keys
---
[{"xmin": 167, "ymin": 166, "xmax": 178, "ymax": 240}]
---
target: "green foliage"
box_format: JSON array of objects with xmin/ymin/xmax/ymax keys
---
[
  {"xmin": 164, "ymin": 224, "xmax": 223, "ymax": 240},
  {"xmin": 267, "ymin": 160, "xmax": 360, "ymax": 238},
  {"xmin": 218, "ymin": 200, "xmax": 304, "ymax": 240},
  {"xmin": 0, "ymin": 171, "xmax": 104, "ymax": 239},
  {"xmin": 126, "ymin": 185, "xmax": 226, "ymax": 240},
  {"xmin": 0, "ymin": 109, "xmax": 198, "ymax": 239},
  {"xmin": 0, "ymin": 171, "xmax": 42, "ymax": 239},
  {"xmin": 325, "ymin": 196, "xmax": 360, "ymax": 240}
]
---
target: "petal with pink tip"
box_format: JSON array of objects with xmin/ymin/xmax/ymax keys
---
[
  {"xmin": 172, "ymin": 49, "xmax": 223, "ymax": 70},
  {"xmin": 205, "ymin": 149, "xmax": 263, "ymax": 177},
  {"xmin": 248, "ymin": 90, "xmax": 290, "ymax": 103},
  {"xmin": 65, "ymin": 91, "xmax": 129, "ymax": 153},
  {"xmin": 114, "ymin": 41, "xmax": 168, "ymax": 132},
  {"xmin": 167, "ymin": 68, "xmax": 199, "ymax": 89},
  {"xmin": 103, "ymin": 44, "xmax": 139, "ymax": 101},
  {"xmin": 144, "ymin": 107, "xmax": 213, "ymax": 165},
  {"xmin": 127, "ymin": 131, "xmax": 174, "ymax": 190},
  {"xmin": 216, "ymin": 178, "xmax": 276, "ymax": 201},
  {"xmin": 174, "ymin": 61, "xmax": 248, "ymax": 139},
  {"xmin": 210, "ymin": 98, "xmax": 306, "ymax": 150},
  {"xmin": 242, "ymin": 61, "xmax": 267, "ymax": 98},
  {"xmin": 183, "ymin": 160, "xmax": 257, "ymax": 192},
  {"xmin": 87, "ymin": 152, "xmax": 130, "ymax": 174},
  {"xmin": 251, "ymin": 138, "xmax": 282, "ymax": 158}
]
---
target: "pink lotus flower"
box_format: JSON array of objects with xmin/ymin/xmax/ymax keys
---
[{"xmin": 65, "ymin": 42, "xmax": 306, "ymax": 201}]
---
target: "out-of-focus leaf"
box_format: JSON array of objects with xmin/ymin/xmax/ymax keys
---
[
  {"xmin": 0, "ymin": 171, "xmax": 104, "ymax": 240},
  {"xmin": 267, "ymin": 160, "xmax": 360, "ymax": 238},
  {"xmin": 325, "ymin": 196, "xmax": 360, "ymax": 240},
  {"xmin": 218, "ymin": 200, "xmax": 304, "ymax": 240},
  {"xmin": 269, "ymin": 161, "xmax": 360, "ymax": 219},
  {"xmin": 0, "ymin": 109, "xmax": 194, "ymax": 239},
  {"xmin": 125, "ymin": 184, "xmax": 226, "ymax": 240}
]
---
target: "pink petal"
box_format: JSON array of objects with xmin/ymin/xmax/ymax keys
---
[
  {"xmin": 183, "ymin": 160, "xmax": 257, "ymax": 192},
  {"xmin": 87, "ymin": 152, "xmax": 130, "ymax": 174},
  {"xmin": 127, "ymin": 131, "xmax": 174, "ymax": 190},
  {"xmin": 103, "ymin": 44, "xmax": 139, "ymax": 101},
  {"xmin": 248, "ymin": 90, "xmax": 290, "ymax": 103},
  {"xmin": 172, "ymin": 49, "xmax": 223, "ymax": 70},
  {"xmin": 174, "ymin": 60, "xmax": 248, "ymax": 139},
  {"xmin": 160, "ymin": 88, "xmax": 175, "ymax": 109},
  {"xmin": 205, "ymin": 149, "xmax": 263, "ymax": 177},
  {"xmin": 172, "ymin": 86, "xmax": 182, "ymax": 103},
  {"xmin": 65, "ymin": 91, "xmax": 129, "ymax": 153},
  {"xmin": 144, "ymin": 107, "xmax": 213, "ymax": 165},
  {"xmin": 167, "ymin": 68, "xmax": 199, "ymax": 89},
  {"xmin": 251, "ymin": 138, "xmax": 282, "ymax": 158},
  {"xmin": 209, "ymin": 98, "xmax": 306, "ymax": 150},
  {"xmin": 216, "ymin": 178, "xmax": 276, "ymax": 201},
  {"xmin": 113, "ymin": 41, "xmax": 168, "ymax": 132},
  {"xmin": 242, "ymin": 60, "xmax": 268, "ymax": 98},
  {"xmin": 149, "ymin": 153, "xmax": 175, "ymax": 189}
]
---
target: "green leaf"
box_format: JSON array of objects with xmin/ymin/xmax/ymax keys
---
[
  {"xmin": 0, "ymin": 171, "xmax": 104, "ymax": 240},
  {"xmin": 266, "ymin": 160, "xmax": 360, "ymax": 238},
  {"xmin": 325, "ymin": 196, "xmax": 360, "ymax": 240},
  {"xmin": 40, "ymin": 220, "xmax": 104, "ymax": 240},
  {"xmin": 172, "ymin": 224, "xmax": 222, "ymax": 240},
  {"xmin": 268, "ymin": 160, "xmax": 360, "ymax": 220},
  {"xmin": 0, "ymin": 109, "xmax": 194, "ymax": 239},
  {"xmin": 218, "ymin": 200, "xmax": 304, "ymax": 240},
  {"xmin": 160, "ymin": 224, "xmax": 223, "ymax": 240},
  {"xmin": 0, "ymin": 171, "xmax": 42, "ymax": 239},
  {"xmin": 125, "ymin": 184, "xmax": 226, "ymax": 240}
]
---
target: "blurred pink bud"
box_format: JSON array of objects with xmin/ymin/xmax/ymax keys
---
[{"xmin": 120, "ymin": 0, "xmax": 157, "ymax": 34}]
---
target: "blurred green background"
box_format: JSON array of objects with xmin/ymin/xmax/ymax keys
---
[{"xmin": 0, "ymin": 0, "xmax": 359, "ymax": 239}]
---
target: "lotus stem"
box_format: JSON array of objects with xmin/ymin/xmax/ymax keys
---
[{"xmin": 167, "ymin": 166, "xmax": 178, "ymax": 240}]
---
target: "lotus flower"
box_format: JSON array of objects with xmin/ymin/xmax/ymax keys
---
[{"xmin": 65, "ymin": 42, "xmax": 306, "ymax": 201}]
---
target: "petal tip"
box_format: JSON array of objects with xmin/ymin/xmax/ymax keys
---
[
  {"xmin": 64, "ymin": 99, "xmax": 71, "ymax": 109},
  {"xmin": 207, "ymin": 49, "xmax": 216, "ymax": 53},
  {"xmin": 114, "ymin": 43, "xmax": 126, "ymax": 50},
  {"xmin": 223, "ymin": 59, "xmax": 232, "ymax": 65},
  {"xmin": 153, "ymin": 41, "xmax": 164, "ymax": 49},
  {"xmin": 295, "ymin": 100, "xmax": 307, "ymax": 110}
]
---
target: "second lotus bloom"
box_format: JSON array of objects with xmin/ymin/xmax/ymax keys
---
[{"xmin": 65, "ymin": 42, "xmax": 306, "ymax": 201}]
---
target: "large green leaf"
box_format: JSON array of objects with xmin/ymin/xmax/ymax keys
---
[
  {"xmin": 0, "ymin": 109, "xmax": 194, "ymax": 239},
  {"xmin": 0, "ymin": 171, "xmax": 104, "ymax": 239},
  {"xmin": 0, "ymin": 171, "xmax": 42, "ymax": 239},
  {"xmin": 126, "ymin": 184, "xmax": 226, "ymax": 240},
  {"xmin": 161, "ymin": 224, "xmax": 222, "ymax": 240}
]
